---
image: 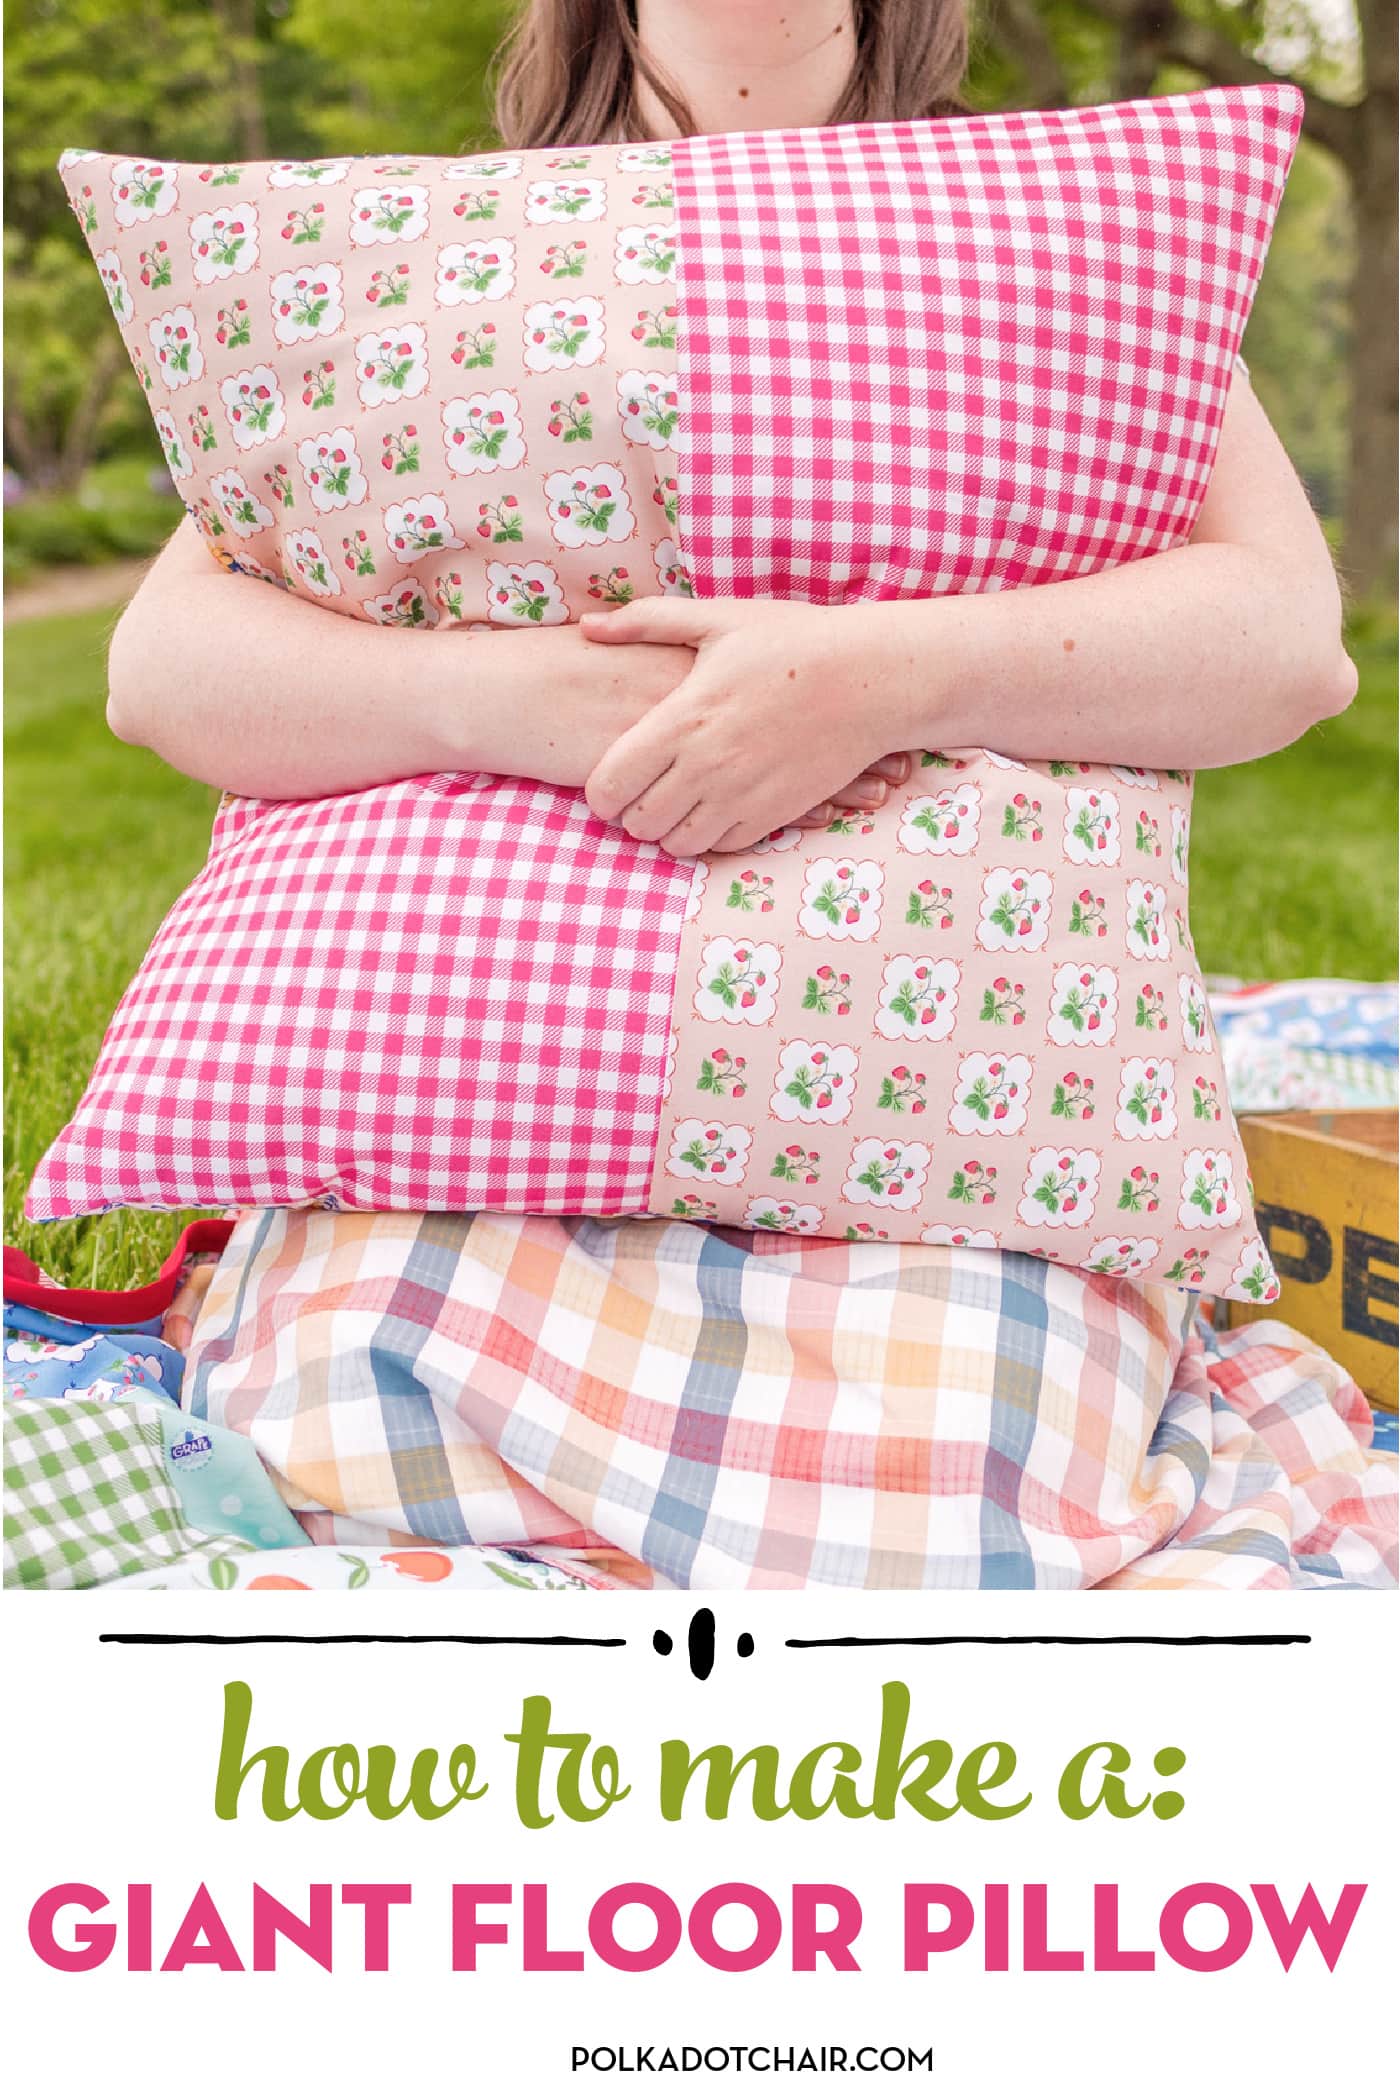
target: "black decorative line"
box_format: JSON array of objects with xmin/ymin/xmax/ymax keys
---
[
  {"xmin": 99, "ymin": 1634, "xmax": 624, "ymax": 1649},
  {"xmin": 785, "ymin": 1634, "xmax": 1309, "ymax": 1650},
  {"xmin": 652, "ymin": 1611, "xmax": 757, "ymax": 1679}
]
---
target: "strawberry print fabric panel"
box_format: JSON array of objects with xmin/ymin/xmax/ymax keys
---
[
  {"xmin": 648, "ymin": 757, "xmax": 1282, "ymax": 1303},
  {"xmin": 59, "ymin": 140, "xmax": 686, "ymax": 623}
]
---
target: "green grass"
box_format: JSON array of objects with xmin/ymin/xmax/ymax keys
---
[
  {"xmin": 4, "ymin": 604, "xmax": 1397, "ymax": 1290},
  {"xmin": 5, "ymin": 606, "xmax": 220, "ymax": 1289},
  {"xmin": 3, "ymin": 455, "xmax": 183, "ymax": 584}
]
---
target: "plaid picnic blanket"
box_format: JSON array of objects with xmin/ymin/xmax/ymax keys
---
[{"xmin": 187, "ymin": 1208, "xmax": 1396, "ymax": 1590}]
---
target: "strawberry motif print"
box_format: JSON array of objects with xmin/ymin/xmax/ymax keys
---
[
  {"xmin": 653, "ymin": 537, "xmax": 693, "ymax": 594},
  {"xmin": 271, "ymin": 264, "xmax": 344, "ymax": 343},
  {"xmin": 613, "ymin": 224, "xmax": 677, "ymax": 284},
  {"xmin": 898, "ymin": 783, "xmax": 981, "ymax": 855},
  {"xmin": 874, "ymin": 956, "xmax": 960, "ymax": 1042},
  {"xmin": 209, "ymin": 467, "xmax": 273, "ymax": 537},
  {"xmin": 1063, "ymin": 787, "xmax": 1122, "ymax": 866},
  {"xmin": 666, "ymin": 1119, "xmax": 752, "ymax": 1185},
  {"xmin": 769, "ymin": 1040, "xmax": 859, "ymax": 1124},
  {"xmin": 148, "ymin": 306, "xmax": 204, "ymax": 389},
  {"xmin": 365, "ymin": 578, "xmax": 438, "ymax": 628},
  {"xmin": 523, "ymin": 297, "xmax": 606, "ymax": 371},
  {"xmin": 442, "ymin": 390, "xmax": 528, "ymax": 475},
  {"xmin": 444, "ymin": 155, "xmax": 524, "ymax": 182},
  {"xmin": 922, "ymin": 1222, "xmax": 998, "ymax": 1248},
  {"xmin": 743, "ymin": 1197, "xmax": 824, "ymax": 1233},
  {"xmin": 59, "ymin": 142, "xmax": 677, "ymax": 630},
  {"xmin": 297, "ymin": 427, "xmax": 367, "ymax": 509},
  {"xmin": 843, "ymin": 1137, "xmax": 931, "ymax": 1210},
  {"xmin": 1125, "ymin": 880, "xmax": 1171, "ymax": 961},
  {"xmin": 544, "ymin": 462, "xmax": 634, "ymax": 546},
  {"xmin": 349, "ymin": 185, "xmax": 430, "ymax": 245},
  {"xmin": 1046, "ymin": 962, "xmax": 1118, "ymax": 1047},
  {"xmin": 1177, "ymin": 1148, "xmax": 1243, "ymax": 1231},
  {"xmin": 949, "ymin": 1052, "xmax": 1033, "ymax": 1137},
  {"xmin": 976, "ymin": 869, "xmax": 1053, "ymax": 952},
  {"xmin": 268, "ymin": 158, "xmax": 353, "ymax": 188},
  {"xmin": 1178, "ymin": 974, "xmax": 1212, "ymax": 1051},
  {"xmin": 1230, "ymin": 1234, "xmax": 1281, "ymax": 1303},
  {"xmin": 190, "ymin": 203, "xmax": 259, "ymax": 283},
  {"xmin": 355, "ymin": 323, "xmax": 430, "ymax": 406},
  {"xmin": 617, "ymin": 369, "xmax": 680, "ymax": 447},
  {"xmin": 95, "ymin": 249, "xmax": 131, "ymax": 320},
  {"xmin": 110, "ymin": 157, "xmax": 178, "ymax": 227},
  {"xmin": 1114, "ymin": 1057, "xmax": 1178, "ymax": 1140},
  {"xmin": 382, "ymin": 492, "xmax": 462, "ymax": 561},
  {"xmin": 153, "ymin": 408, "xmax": 191, "ymax": 480},
  {"xmin": 1086, "ymin": 1236, "xmax": 1161, "ymax": 1278},
  {"xmin": 1017, "ymin": 1148, "xmax": 1101, "ymax": 1229},
  {"xmin": 435, "ymin": 239, "xmax": 517, "ymax": 305},
  {"xmin": 526, "ymin": 177, "xmax": 608, "ymax": 223},
  {"xmin": 485, "ymin": 560, "xmax": 568, "ymax": 625},
  {"xmin": 694, "ymin": 938, "xmax": 782, "ymax": 1026},
  {"xmin": 285, "ymin": 527, "xmax": 341, "ymax": 596},
  {"xmin": 797, "ymin": 858, "xmax": 883, "ymax": 941}
]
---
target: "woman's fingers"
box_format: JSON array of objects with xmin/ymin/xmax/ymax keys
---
[
  {"xmin": 580, "ymin": 599, "xmax": 711, "ymax": 649},
  {"xmin": 659, "ymin": 804, "xmax": 719, "ymax": 858},
  {"xmin": 829, "ymin": 774, "xmax": 888, "ymax": 810},
  {"xmin": 870, "ymin": 752, "xmax": 912, "ymax": 785}
]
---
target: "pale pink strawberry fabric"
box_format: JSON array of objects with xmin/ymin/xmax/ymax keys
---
[
  {"xmin": 649, "ymin": 762, "xmax": 1280, "ymax": 1300},
  {"xmin": 57, "ymin": 142, "xmax": 686, "ymax": 620},
  {"xmin": 34, "ymin": 92, "xmax": 1300, "ymax": 1301}
]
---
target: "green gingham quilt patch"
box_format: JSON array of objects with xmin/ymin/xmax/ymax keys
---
[
  {"xmin": 4, "ymin": 1308, "xmax": 306, "ymax": 1588},
  {"xmin": 3, "ymin": 1386, "xmax": 256, "ymax": 1589}
]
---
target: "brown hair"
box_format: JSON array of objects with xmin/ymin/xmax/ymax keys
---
[{"xmin": 492, "ymin": 0, "xmax": 967, "ymax": 149}]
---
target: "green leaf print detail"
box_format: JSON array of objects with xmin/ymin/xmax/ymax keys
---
[{"xmin": 784, "ymin": 1066, "xmax": 817, "ymax": 1110}]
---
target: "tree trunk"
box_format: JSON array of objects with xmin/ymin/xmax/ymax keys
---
[
  {"xmin": 214, "ymin": 0, "xmax": 267, "ymax": 160},
  {"xmin": 56, "ymin": 337, "xmax": 126, "ymax": 493},
  {"xmin": 1344, "ymin": 11, "xmax": 1398, "ymax": 598}
]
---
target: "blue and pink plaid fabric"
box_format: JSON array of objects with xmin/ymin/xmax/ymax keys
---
[{"xmin": 185, "ymin": 1208, "xmax": 1396, "ymax": 1590}]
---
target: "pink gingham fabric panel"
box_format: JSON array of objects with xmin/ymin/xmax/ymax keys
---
[
  {"xmin": 670, "ymin": 87, "xmax": 1301, "ymax": 600},
  {"xmin": 653, "ymin": 753, "xmax": 1280, "ymax": 1302},
  {"xmin": 56, "ymin": 140, "xmax": 687, "ymax": 622},
  {"xmin": 184, "ymin": 1208, "xmax": 1396, "ymax": 1590},
  {"xmin": 27, "ymin": 775, "xmax": 693, "ymax": 1216}
]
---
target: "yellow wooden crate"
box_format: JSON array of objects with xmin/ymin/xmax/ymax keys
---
[{"xmin": 1229, "ymin": 1109, "xmax": 1398, "ymax": 1410}]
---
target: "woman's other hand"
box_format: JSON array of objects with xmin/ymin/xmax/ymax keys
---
[{"xmin": 580, "ymin": 597, "xmax": 910, "ymax": 854}]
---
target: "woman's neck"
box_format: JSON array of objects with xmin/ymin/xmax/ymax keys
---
[{"xmin": 633, "ymin": 0, "xmax": 857, "ymax": 136}]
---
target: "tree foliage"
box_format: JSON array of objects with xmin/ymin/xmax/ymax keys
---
[{"xmin": 4, "ymin": 0, "xmax": 1390, "ymax": 585}]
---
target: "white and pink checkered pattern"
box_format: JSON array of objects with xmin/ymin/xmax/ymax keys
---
[
  {"xmin": 670, "ymin": 88, "xmax": 1301, "ymax": 600},
  {"xmin": 28, "ymin": 775, "xmax": 694, "ymax": 1216}
]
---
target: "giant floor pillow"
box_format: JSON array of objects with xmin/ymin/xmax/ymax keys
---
[{"xmin": 32, "ymin": 88, "xmax": 1301, "ymax": 1303}]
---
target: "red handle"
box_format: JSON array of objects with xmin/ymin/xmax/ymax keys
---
[{"xmin": 3, "ymin": 1219, "xmax": 234, "ymax": 1326}]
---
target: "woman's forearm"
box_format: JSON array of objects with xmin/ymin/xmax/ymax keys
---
[
  {"xmin": 877, "ymin": 537, "xmax": 1356, "ymax": 770},
  {"xmin": 107, "ymin": 517, "xmax": 692, "ymax": 799},
  {"xmin": 877, "ymin": 378, "xmax": 1355, "ymax": 769}
]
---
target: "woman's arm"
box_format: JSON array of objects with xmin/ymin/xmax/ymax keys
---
[
  {"xmin": 581, "ymin": 379, "xmax": 1357, "ymax": 855},
  {"xmin": 107, "ymin": 515, "xmax": 697, "ymax": 800}
]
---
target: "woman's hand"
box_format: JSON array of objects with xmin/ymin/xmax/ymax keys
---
[{"xmin": 581, "ymin": 597, "xmax": 911, "ymax": 854}]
